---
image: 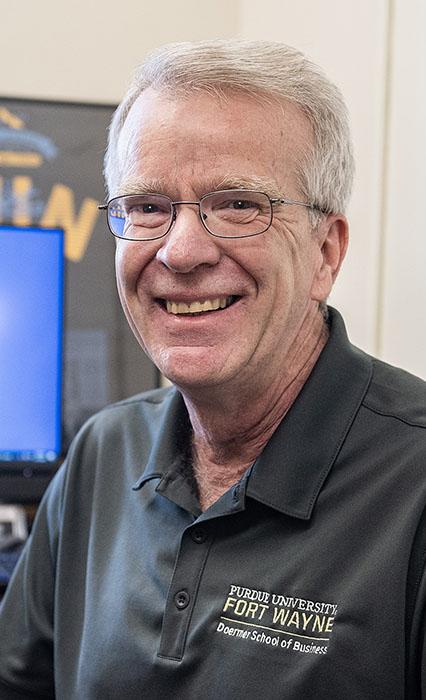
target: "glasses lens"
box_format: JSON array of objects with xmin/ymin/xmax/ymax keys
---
[
  {"xmin": 108, "ymin": 194, "xmax": 172, "ymax": 239},
  {"xmin": 200, "ymin": 190, "xmax": 272, "ymax": 238}
]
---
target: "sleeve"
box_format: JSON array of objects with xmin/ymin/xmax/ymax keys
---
[
  {"xmin": 0, "ymin": 466, "xmax": 66, "ymax": 698},
  {"xmin": 405, "ymin": 502, "xmax": 426, "ymax": 699},
  {"xmin": 417, "ymin": 568, "xmax": 426, "ymax": 698}
]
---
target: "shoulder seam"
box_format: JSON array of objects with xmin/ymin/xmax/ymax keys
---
[{"xmin": 362, "ymin": 400, "xmax": 426, "ymax": 429}]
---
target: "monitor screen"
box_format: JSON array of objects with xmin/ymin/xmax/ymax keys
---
[{"xmin": 0, "ymin": 224, "xmax": 64, "ymax": 500}]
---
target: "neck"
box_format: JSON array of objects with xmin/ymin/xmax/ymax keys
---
[{"xmin": 180, "ymin": 308, "xmax": 329, "ymax": 510}]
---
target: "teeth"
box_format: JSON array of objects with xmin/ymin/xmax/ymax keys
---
[{"xmin": 166, "ymin": 296, "xmax": 232, "ymax": 315}]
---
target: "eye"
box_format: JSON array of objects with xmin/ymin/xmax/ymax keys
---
[
  {"xmin": 209, "ymin": 195, "xmax": 261, "ymax": 214},
  {"xmin": 229, "ymin": 199, "xmax": 258, "ymax": 210},
  {"xmin": 205, "ymin": 191, "xmax": 267, "ymax": 224},
  {"xmin": 140, "ymin": 202, "xmax": 162, "ymax": 214},
  {"xmin": 212, "ymin": 196, "xmax": 260, "ymax": 212},
  {"xmin": 120, "ymin": 195, "xmax": 171, "ymax": 229},
  {"xmin": 124, "ymin": 200, "xmax": 163, "ymax": 216}
]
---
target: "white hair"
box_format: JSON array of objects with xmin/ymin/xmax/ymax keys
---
[{"xmin": 104, "ymin": 39, "xmax": 354, "ymax": 223}]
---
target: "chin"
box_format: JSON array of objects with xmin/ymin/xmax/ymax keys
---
[{"xmin": 154, "ymin": 347, "xmax": 235, "ymax": 391}]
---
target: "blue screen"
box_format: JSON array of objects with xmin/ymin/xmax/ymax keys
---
[{"xmin": 0, "ymin": 225, "xmax": 64, "ymax": 462}]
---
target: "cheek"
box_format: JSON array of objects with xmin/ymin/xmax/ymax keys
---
[
  {"xmin": 268, "ymin": 234, "xmax": 318, "ymax": 309},
  {"xmin": 114, "ymin": 246, "xmax": 125, "ymax": 291},
  {"xmin": 114, "ymin": 248, "xmax": 137, "ymax": 326},
  {"xmin": 114, "ymin": 241, "xmax": 155, "ymax": 294},
  {"xmin": 115, "ymin": 242, "xmax": 131, "ymax": 286}
]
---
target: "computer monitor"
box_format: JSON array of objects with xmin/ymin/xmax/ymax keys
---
[{"xmin": 0, "ymin": 224, "xmax": 64, "ymax": 503}]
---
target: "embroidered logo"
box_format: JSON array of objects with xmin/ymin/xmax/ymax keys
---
[{"xmin": 216, "ymin": 584, "xmax": 338, "ymax": 655}]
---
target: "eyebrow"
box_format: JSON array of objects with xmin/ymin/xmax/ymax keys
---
[
  {"xmin": 116, "ymin": 177, "xmax": 168, "ymax": 196},
  {"xmin": 214, "ymin": 175, "xmax": 282, "ymax": 198}
]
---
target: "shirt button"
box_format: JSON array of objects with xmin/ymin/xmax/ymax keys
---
[
  {"xmin": 174, "ymin": 590, "xmax": 190, "ymax": 610},
  {"xmin": 191, "ymin": 528, "xmax": 207, "ymax": 544}
]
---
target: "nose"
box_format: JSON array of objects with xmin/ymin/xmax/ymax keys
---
[{"xmin": 156, "ymin": 204, "xmax": 222, "ymax": 273}]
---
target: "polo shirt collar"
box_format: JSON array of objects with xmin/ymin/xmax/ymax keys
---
[
  {"xmin": 134, "ymin": 307, "xmax": 372, "ymax": 521},
  {"xmin": 132, "ymin": 388, "xmax": 202, "ymax": 514},
  {"xmin": 246, "ymin": 307, "xmax": 372, "ymax": 519},
  {"xmin": 133, "ymin": 388, "xmax": 188, "ymax": 486}
]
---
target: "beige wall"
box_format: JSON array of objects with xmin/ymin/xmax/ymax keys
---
[
  {"xmin": 240, "ymin": 0, "xmax": 390, "ymax": 358},
  {"xmin": 0, "ymin": 0, "xmax": 238, "ymax": 102},
  {"xmin": 1, "ymin": 0, "xmax": 424, "ymax": 377}
]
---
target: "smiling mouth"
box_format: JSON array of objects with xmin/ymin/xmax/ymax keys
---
[{"xmin": 163, "ymin": 296, "xmax": 237, "ymax": 315}]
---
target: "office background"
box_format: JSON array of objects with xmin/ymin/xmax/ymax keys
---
[{"xmin": 1, "ymin": 0, "xmax": 424, "ymax": 382}]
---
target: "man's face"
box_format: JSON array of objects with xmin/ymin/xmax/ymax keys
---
[{"xmin": 115, "ymin": 88, "xmax": 335, "ymax": 392}]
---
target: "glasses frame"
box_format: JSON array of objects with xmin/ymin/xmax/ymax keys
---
[{"xmin": 98, "ymin": 189, "xmax": 324, "ymax": 241}]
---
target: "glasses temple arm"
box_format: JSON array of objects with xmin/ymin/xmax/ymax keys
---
[{"xmin": 270, "ymin": 198, "xmax": 325, "ymax": 213}]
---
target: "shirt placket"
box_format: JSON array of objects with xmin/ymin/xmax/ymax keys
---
[{"xmin": 158, "ymin": 522, "xmax": 213, "ymax": 660}]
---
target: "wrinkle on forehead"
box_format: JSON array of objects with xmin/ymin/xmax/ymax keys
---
[{"xmin": 116, "ymin": 88, "xmax": 313, "ymax": 199}]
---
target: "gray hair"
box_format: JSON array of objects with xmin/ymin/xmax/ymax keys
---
[{"xmin": 104, "ymin": 39, "xmax": 354, "ymax": 223}]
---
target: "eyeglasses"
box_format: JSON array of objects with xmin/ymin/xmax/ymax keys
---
[{"xmin": 98, "ymin": 189, "xmax": 322, "ymax": 241}]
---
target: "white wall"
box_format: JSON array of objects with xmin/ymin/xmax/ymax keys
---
[
  {"xmin": 1, "ymin": 0, "xmax": 424, "ymax": 377},
  {"xmin": 379, "ymin": 0, "xmax": 426, "ymax": 379}
]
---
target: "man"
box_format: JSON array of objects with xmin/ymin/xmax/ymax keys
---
[{"xmin": 0, "ymin": 40, "xmax": 425, "ymax": 699}]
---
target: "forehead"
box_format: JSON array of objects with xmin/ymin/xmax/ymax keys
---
[{"xmin": 116, "ymin": 87, "xmax": 312, "ymax": 195}]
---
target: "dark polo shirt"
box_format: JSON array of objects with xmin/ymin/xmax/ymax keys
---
[{"xmin": 0, "ymin": 309, "xmax": 425, "ymax": 699}]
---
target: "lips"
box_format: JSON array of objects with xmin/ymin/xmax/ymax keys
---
[{"xmin": 165, "ymin": 296, "xmax": 235, "ymax": 315}]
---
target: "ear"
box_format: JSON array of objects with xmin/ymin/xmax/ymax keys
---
[{"xmin": 311, "ymin": 214, "xmax": 349, "ymax": 302}]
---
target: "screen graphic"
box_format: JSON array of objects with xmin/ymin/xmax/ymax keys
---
[{"xmin": 0, "ymin": 225, "xmax": 64, "ymax": 462}]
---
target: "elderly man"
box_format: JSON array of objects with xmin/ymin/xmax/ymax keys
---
[{"xmin": 0, "ymin": 40, "xmax": 425, "ymax": 699}]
